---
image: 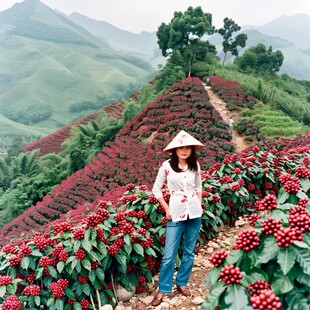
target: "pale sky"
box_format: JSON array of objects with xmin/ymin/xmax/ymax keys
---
[{"xmin": 1, "ymin": 0, "xmax": 310, "ymax": 34}]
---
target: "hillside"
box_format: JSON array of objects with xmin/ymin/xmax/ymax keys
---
[
  {"xmin": 0, "ymin": 77, "xmax": 235, "ymax": 243},
  {"xmin": 0, "ymin": 0, "xmax": 155, "ymax": 150},
  {"xmin": 0, "ymin": 77, "xmax": 309, "ymax": 309}
]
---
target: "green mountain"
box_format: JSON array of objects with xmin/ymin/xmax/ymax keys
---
[{"xmin": 0, "ymin": 0, "xmax": 155, "ymax": 150}]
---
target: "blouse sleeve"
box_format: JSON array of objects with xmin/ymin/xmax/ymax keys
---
[
  {"xmin": 195, "ymin": 162, "xmax": 202, "ymax": 193},
  {"xmin": 152, "ymin": 162, "xmax": 167, "ymax": 199}
]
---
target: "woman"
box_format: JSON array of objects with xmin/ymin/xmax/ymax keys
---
[{"xmin": 151, "ymin": 130, "xmax": 204, "ymax": 307}]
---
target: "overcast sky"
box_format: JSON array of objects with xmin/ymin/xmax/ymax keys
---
[{"xmin": 1, "ymin": 0, "xmax": 310, "ymax": 33}]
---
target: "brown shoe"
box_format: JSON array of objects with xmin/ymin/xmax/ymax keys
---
[
  {"xmin": 151, "ymin": 292, "xmax": 164, "ymax": 307},
  {"xmin": 177, "ymin": 285, "xmax": 191, "ymax": 297}
]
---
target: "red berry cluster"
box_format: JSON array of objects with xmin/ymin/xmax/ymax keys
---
[
  {"xmin": 136, "ymin": 228, "xmax": 147, "ymax": 237},
  {"xmin": 72, "ymin": 228, "xmax": 86, "ymax": 240},
  {"xmin": 144, "ymin": 220, "xmax": 152, "ymax": 229},
  {"xmin": 247, "ymin": 280, "xmax": 271, "ymax": 296},
  {"xmin": 23, "ymin": 285, "xmax": 40, "ymax": 296},
  {"xmin": 295, "ymin": 167, "xmax": 310, "ymax": 178},
  {"xmin": 289, "ymin": 213, "xmax": 310, "ymax": 233},
  {"xmin": 250, "ymin": 289, "xmax": 281, "ymax": 309},
  {"xmin": 95, "ymin": 227, "xmax": 108, "ymax": 244},
  {"xmin": 19, "ymin": 272, "xmax": 35, "ymax": 284},
  {"xmin": 138, "ymin": 275, "xmax": 146, "ymax": 285},
  {"xmin": 283, "ymin": 178, "xmax": 301, "ymax": 194},
  {"xmin": 278, "ymin": 173, "xmax": 292, "ymax": 184},
  {"xmin": 219, "ymin": 265, "xmax": 243, "ymax": 284},
  {"xmin": 108, "ymin": 243, "xmax": 119, "ymax": 256},
  {"xmin": 1, "ymin": 243, "xmax": 17, "ymax": 254},
  {"xmin": 208, "ymin": 248, "xmax": 228, "ymax": 267},
  {"xmin": 53, "ymin": 222, "xmax": 73, "ymax": 235},
  {"xmin": 120, "ymin": 194, "xmax": 138, "ymax": 204},
  {"xmin": 91, "ymin": 261, "xmax": 99, "ymax": 269},
  {"xmin": 136, "ymin": 284, "xmax": 147, "ymax": 293},
  {"xmin": 33, "ymin": 234, "xmax": 48, "ymax": 251},
  {"xmin": 163, "ymin": 191, "xmax": 170, "ymax": 202},
  {"xmin": 1, "ymin": 295, "xmax": 22, "ymax": 310},
  {"xmin": 219, "ymin": 176, "xmax": 233, "ymax": 184},
  {"xmin": 231, "ymin": 183, "xmax": 241, "ymax": 192},
  {"xmin": 78, "ymin": 275, "xmax": 88, "ymax": 284},
  {"xmin": 211, "ymin": 194, "xmax": 221, "ymax": 203},
  {"xmin": 114, "ymin": 212, "xmax": 126, "ymax": 223},
  {"xmin": 161, "ymin": 216, "xmax": 168, "ymax": 227},
  {"xmin": 260, "ymin": 218, "xmax": 282, "ymax": 235},
  {"xmin": 145, "ymin": 255, "xmax": 156, "ymax": 270},
  {"xmin": 58, "ymin": 250, "xmax": 69, "ymax": 262},
  {"xmin": 238, "ymin": 179, "xmax": 245, "ymax": 186},
  {"xmin": 235, "ymin": 229, "xmax": 260, "ymax": 251},
  {"xmin": 159, "ymin": 235, "xmax": 166, "ymax": 246},
  {"xmin": 120, "ymin": 221, "xmax": 134, "ymax": 234},
  {"xmin": 0, "ymin": 275, "xmax": 13, "ymax": 285},
  {"xmin": 137, "ymin": 211, "xmax": 147, "ymax": 219},
  {"xmin": 20, "ymin": 244, "xmax": 32, "ymax": 256},
  {"xmin": 51, "ymin": 245, "xmax": 64, "ymax": 258},
  {"xmin": 97, "ymin": 200, "xmax": 107, "ymax": 208},
  {"xmin": 125, "ymin": 183, "xmax": 135, "ymax": 190},
  {"xmin": 50, "ymin": 279, "xmax": 68, "ymax": 299},
  {"xmin": 247, "ymin": 184, "xmax": 256, "ymax": 192},
  {"xmin": 255, "ymin": 194, "xmax": 277, "ymax": 211},
  {"xmin": 109, "ymin": 227, "xmax": 122, "ymax": 237},
  {"xmin": 39, "ymin": 256, "xmax": 52, "ymax": 267},
  {"xmin": 139, "ymin": 185, "xmax": 148, "ymax": 191},
  {"xmin": 232, "ymin": 167, "xmax": 241, "ymax": 174},
  {"xmin": 298, "ymin": 198, "xmax": 309, "ymax": 208},
  {"xmin": 249, "ymin": 213, "xmax": 262, "ymax": 227},
  {"xmin": 95, "ymin": 208, "xmax": 110, "ymax": 221},
  {"xmin": 75, "ymin": 248, "xmax": 86, "ymax": 260},
  {"xmin": 274, "ymin": 227, "xmax": 303, "ymax": 247},
  {"xmin": 81, "ymin": 298, "xmax": 90, "ymax": 309},
  {"xmin": 157, "ymin": 204, "xmax": 166, "ymax": 213},
  {"xmin": 8, "ymin": 254, "xmax": 22, "ymax": 267},
  {"xmin": 246, "ymin": 201, "xmax": 253, "ymax": 208},
  {"xmin": 85, "ymin": 213, "xmax": 102, "ymax": 228},
  {"xmin": 140, "ymin": 237, "xmax": 153, "ymax": 248},
  {"xmin": 148, "ymin": 194, "xmax": 158, "ymax": 204}
]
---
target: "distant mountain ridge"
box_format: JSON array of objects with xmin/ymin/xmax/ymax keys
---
[{"xmin": 0, "ymin": 0, "xmax": 155, "ymax": 150}]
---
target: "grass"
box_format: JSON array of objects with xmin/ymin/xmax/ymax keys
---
[{"xmin": 239, "ymin": 105, "xmax": 308, "ymax": 138}]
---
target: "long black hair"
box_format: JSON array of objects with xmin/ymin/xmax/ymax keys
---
[{"xmin": 169, "ymin": 146, "xmax": 198, "ymax": 172}]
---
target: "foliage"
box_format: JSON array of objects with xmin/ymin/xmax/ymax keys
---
[
  {"xmin": 217, "ymin": 18, "xmax": 248, "ymax": 65},
  {"xmin": 156, "ymin": 6, "xmax": 215, "ymax": 77},
  {"xmin": 234, "ymin": 43, "xmax": 284, "ymax": 74},
  {"xmin": 202, "ymin": 149, "xmax": 310, "ymax": 309}
]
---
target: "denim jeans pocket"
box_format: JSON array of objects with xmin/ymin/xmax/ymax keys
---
[{"xmin": 167, "ymin": 220, "xmax": 183, "ymax": 228}]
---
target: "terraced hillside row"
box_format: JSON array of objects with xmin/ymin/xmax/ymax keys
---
[
  {"xmin": 22, "ymin": 101, "xmax": 124, "ymax": 156},
  {"xmin": 0, "ymin": 77, "xmax": 235, "ymax": 243}
]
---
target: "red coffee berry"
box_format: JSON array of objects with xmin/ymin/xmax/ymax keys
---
[
  {"xmin": 0, "ymin": 275, "xmax": 13, "ymax": 285},
  {"xmin": 235, "ymin": 229, "xmax": 260, "ymax": 251},
  {"xmin": 1, "ymin": 295, "xmax": 22, "ymax": 310},
  {"xmin": 250, "ymin": 289, "xmax": 281, "ymax": 309},
  {"xmin": 208, "ymin": 248, "xmax": 228, "ymax": 267},
  {"xmin": 72, "ymin": 228, "xmax": 86, "ymax": 240},
  {"xmin": 260, "ymin": 218, "xmax": 282, "ymax": 235},
  {"xmin": 247, "ymin": 280, "xmax": 271, "ymax": 296},
  {"xmin": 255, "ymin": 194, "xmax": 277, "ymax": 211},
  {"xmin": 23, "ymin": 285, "xmax": 40, "ymax": 296},
  {"xmin": 219, "ymin": 264, "xmax": 243, "ymax": 284},
  {"xmin": 75, "ymin": 248, "xmax": 86, "ymax": 260}
]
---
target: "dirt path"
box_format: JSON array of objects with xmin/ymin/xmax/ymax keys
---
[{"xmin": 204, "ymin": 84, "xmax": 251, "ymax": 154}]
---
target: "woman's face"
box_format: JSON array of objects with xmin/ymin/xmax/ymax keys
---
[{"xmin": 175, "ymin": 146, "xmax": 192, "ymax": 160}]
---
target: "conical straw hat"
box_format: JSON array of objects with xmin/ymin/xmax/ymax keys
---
[{"xmin": 163, "ymin": 130, "xmax": 204, "ymax": 152}]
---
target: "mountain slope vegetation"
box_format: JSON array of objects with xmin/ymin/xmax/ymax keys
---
[{"xmin": 0, "ymin": 0, "xmax": 155, "ymax": 150}]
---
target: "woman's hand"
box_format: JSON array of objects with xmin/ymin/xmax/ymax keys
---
[{"xmin": 165, "ymin": 206, "xmax": 172, "ymax": 220}]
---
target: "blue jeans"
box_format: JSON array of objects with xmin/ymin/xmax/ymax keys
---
[{"xmin": 158, "ymin": 217, "xmax": 202, "ymax": 293}]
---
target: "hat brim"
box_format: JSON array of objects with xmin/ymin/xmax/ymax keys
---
[{"xmin": 164, "ymin": 144, "xmax": 204, "ymax": 152}]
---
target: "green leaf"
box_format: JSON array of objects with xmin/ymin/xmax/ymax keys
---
[
  {"xmin": 35, "ymin": 267, "xmax": 44, "ymax": 279},
  {"xmin": 73, "ymin": 302, "xmax": 82, "ymax": 310},
  {"xmin": 145, "ymin": 247, "xmax": 157, "ymax": 257},
  {"xmin": 223, "ymin": 284, "xmax": 250, "ymax": 309},
  {"xmin": 124, "ymin": 234, "xmax": 131, "ymax": 245},
  {"xmin": 271, "ymin": 269, "xmax": 294, "ymax": 295},
  {"xmin": 256, "ymin": 236, "xmax": 279, "ymax": 265},
  {"xmin": 48, "ymin": 266, "xmax": 58, "ymax": 278},
  {"xmin": 82, "ymin": 283, "xmax": 91, "ymax": 296},
  {"xmin": 34, "ymin": 296, "xmax": 41, "ymax": 306},
  {"xmin": 123, "ymin": 244, "xmax": 132, "ymax": 256},
  {"xmin": 201, "ymin": 282, "xmax": 226, "ymax": 310},
  {"xmin": 277, "ymin": 187, "xmax": 289, "ymax": 204},
  {"xmin": 300, "ymin": 178, "xmax": 310, "ymax": 192},
  {"xmin": 31, "ymin": 249, "xmax": 43, "ymax": 257},
  {"xmin": 81, "ymin": 239, "xmax": 92, "ymax": 253},
  {"xmin": 73, "ymin": 240, "xmax": 81, "ymax": 253},
  {"xmin": 277, "ymin": 246, "xmax": 297, "ymax": 275},
  {"xmin": 226, "ymin": 249, "xmax": 243, "ymax": 265},
  {"xmin": 205, "ymin": 266, "xmax": 221, "ymax": 288},
  {"xmin": 133, "ymin": 243, "xmax": 144, "ymax": 257},
  {"xmin": 6, "ymin": 282, "xmax": 17, "ymax": 295},
  {"xmin": 95, "ymin": 268, "xmax": 105, "ymax": 282},
  {"xmin": 82, "ymin": 259, "xmax": 91, "ymax": 271},
  {"xmin": 65, "ymin": 287, "xmax": 76, "ymax": 300},
  {"xmin": 21, "ymin": 256, "xmax": 30, "ymax": 270},
  {"xmin": 57, "ymin": 261, "xmax": 65, "ymax": 273},
  {"xmin": 55, "ymin": 299, "xmax": 64, "ymax": 310},
  {"xmin": 0, "ymin": 285, "xmax": 6, "ymax": 298},
  {"xmin": 291, "ymin": 244, "xmax": 310, "ymax": 275},
  {"xmin": 116, "ymin": 253, "xmax": 128, "ymax": 273}
]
